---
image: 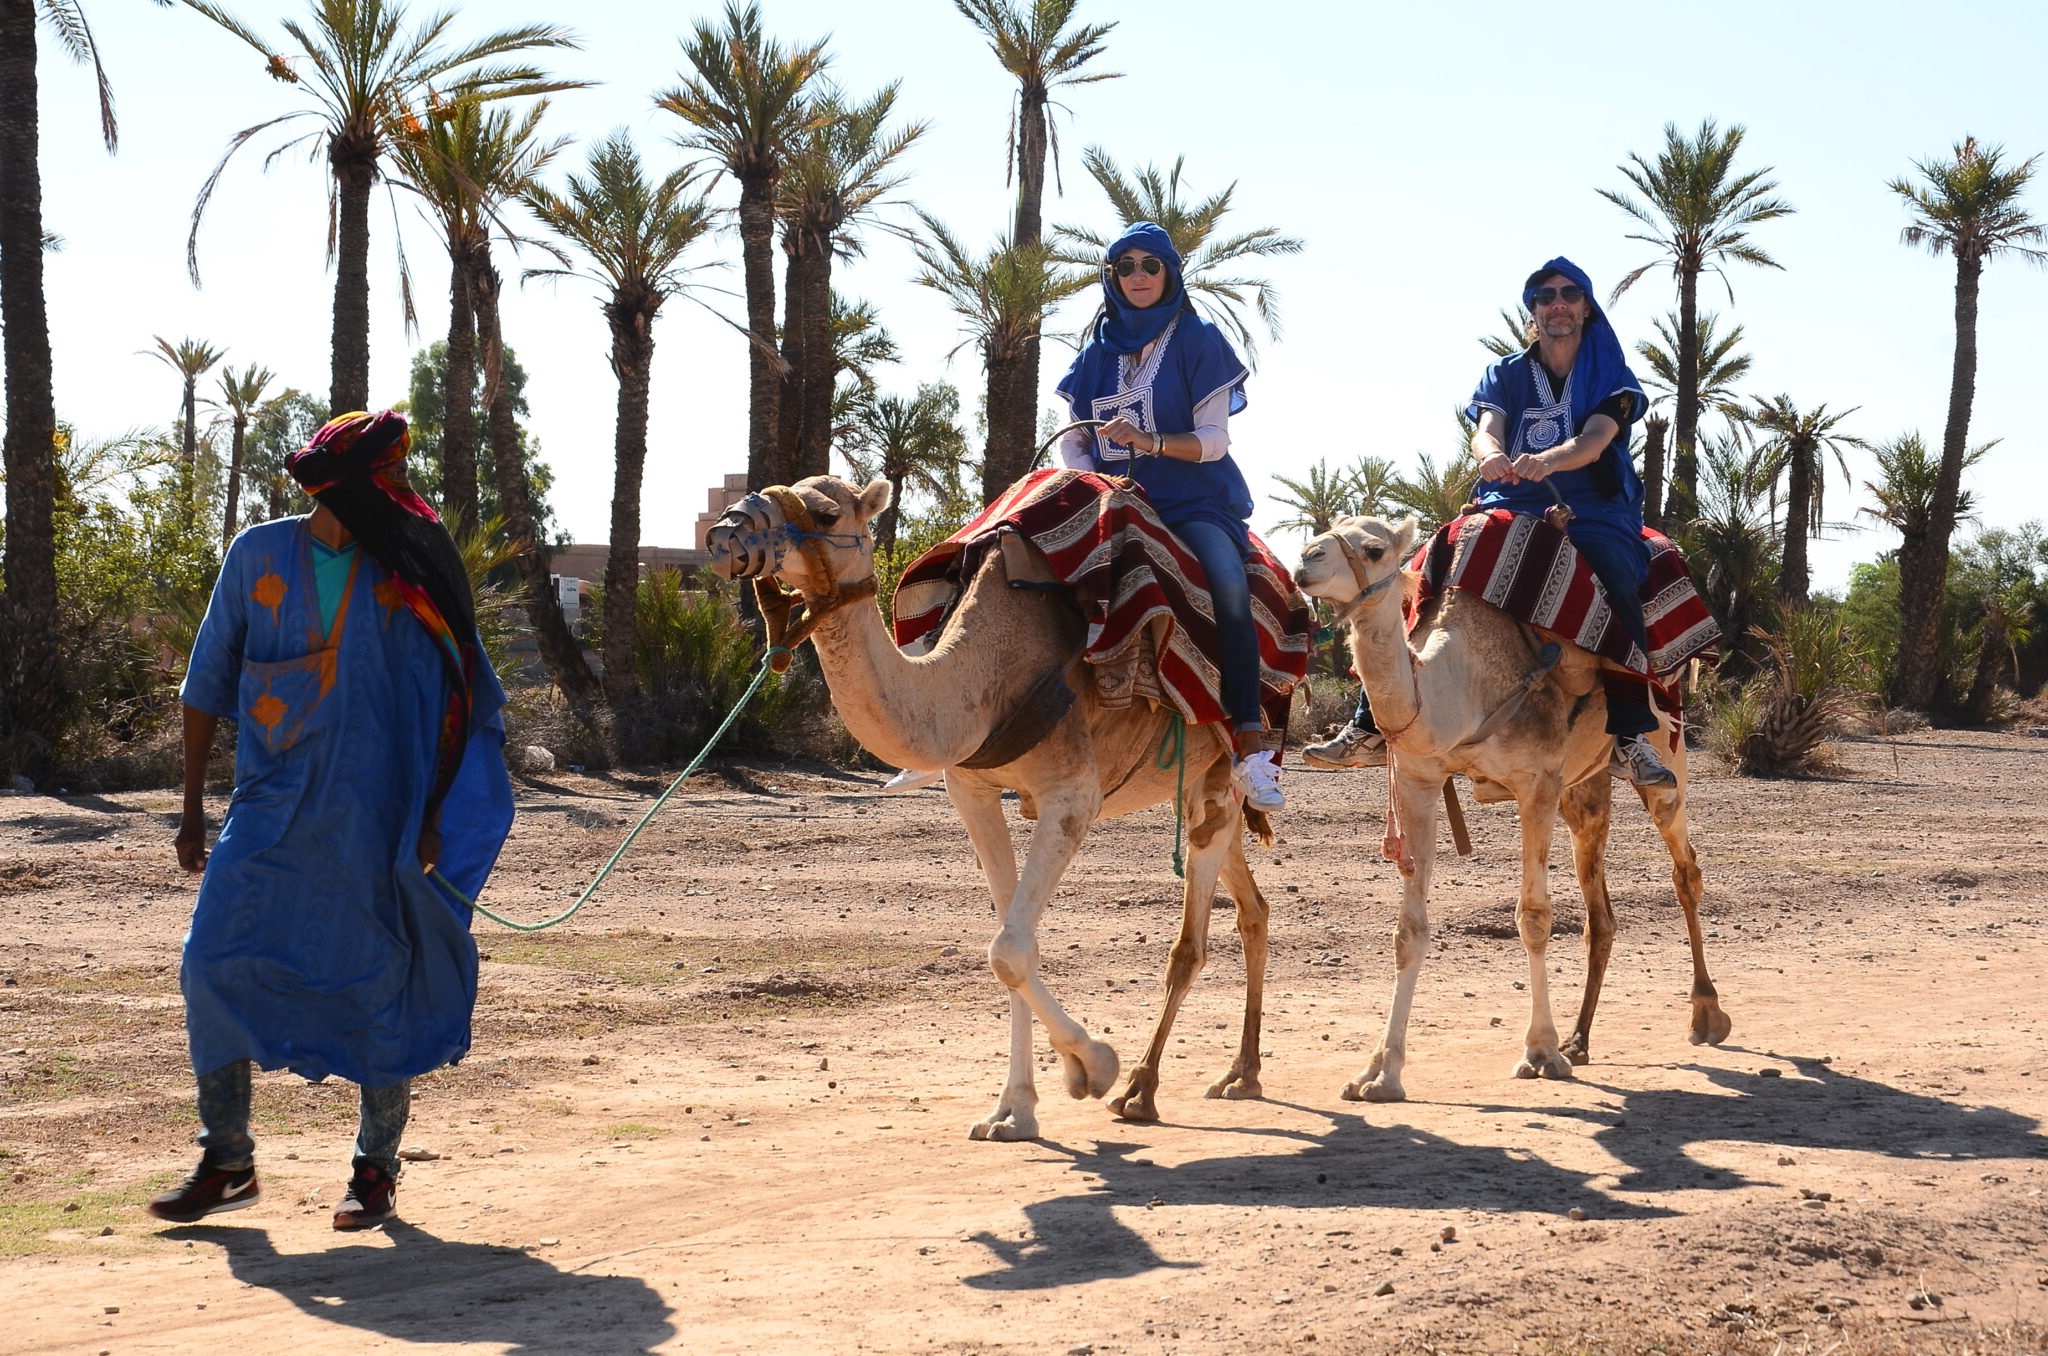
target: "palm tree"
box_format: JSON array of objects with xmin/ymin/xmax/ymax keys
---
[
  {"xmin": 1349, "ymin": 453, "xmax": 1402, "ymax": 517},
  {"xmin": 181, "ymin": 0, "xmax": 579, "ymax": 414},
  {"xmin": 1683, "ymin": 425, "xmax": 1782, "ymax": 676},
  {"xmin": 144, "ymin": 335, "xmax": 227, "ymax": 469},
  {"xmin": 388, "ymin": 97, "xmax": 567, "ymax": 537},
  {"xmin": 2, "ymin": 1, "xmax": 167, "ymax": 774},
  {"xmin": 209, "ymin": 363, "xmax": 276, "ymax": 547},
  {"xmin": 841, "ymin": 383, "xmax": 968, "ymax": 557},
  {"xmin": 1389, "ymin": 447, "xmax": 1481, "ymax": 536},
  {"xmin": 1636, "ymin": 310, "xmax": 1751, "ymax": 531},
  {"xmin": 1053, "ymin": 149, "xmax": 1303, "ymax": 364},
  {"xmin": 1269, "ymin": 459, "xmax": 1356, "ymax": 537},
  {"xmin": 1742, "ymin": 395, "xmax": 1867, "ymax": 606},
  {"xmin": 1884, "ymin": 137, "xmax": 2044, "ymax": 710},
  {"xmin": 656, "ymin": 1, "xmax": 829, "ymax": 492},
  {"xmin": 1601, "ymin": 119, "xmax": 1794, "ymax": 525},
  {"xmin": 773, "ymin": 81, "xmax": 927, "ymax": 482},
  {"xmin": 912, "ymin": 214, "xmax": 1090, "ymax": 504},
  {"xmin": 1478, "ymin": 305, "xmax": 1534, "ymax": 358},
  {"xmin": 524, "ymin": 131, "xmax": 718, "ymax": 702}
]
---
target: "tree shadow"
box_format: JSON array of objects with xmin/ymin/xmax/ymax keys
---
[
  {"xmin": 960, "ymin": 1104, "xmax": 1677, "ymax": 1293},
  {"xmin": 163, "ymin": 1221, "xmax": 674, "ymax": 1354}
]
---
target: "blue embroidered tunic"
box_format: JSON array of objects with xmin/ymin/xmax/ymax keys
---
[{"xmin": 178, "ymin": 516, "xmax": 514, "ymax": 1086}]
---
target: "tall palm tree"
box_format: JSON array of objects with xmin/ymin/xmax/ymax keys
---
[
  {"xmin": 912, "ymin": 214, "xmax": 1090, "ymax": 504},
  {"xmin": 841, "ymin": 383, "xmax": 968, "ymax": 557},
  {"xmin": 524, "ymin": 131, "xmax": 718, "ymax": 702},
  {"xmin": 1054, "ymin": 148, "xmax": 1302, "ymax": 363},
  {"xmin": 656, "ymin": 1, "xmax": 828, "ymax": 492},
  {"xmin": 388, "ymin": 97, "xmax": 567, "ymax": 537},
  {"xmin": 1683, "ymin": 425, "xmax": 1782, "ymax": 676},
  {"xmin": 1742, "ymin": 395, "xmax": 1867, "ymax": 606},
  {"xmin": 181, "ymin": 0, "xmax": 578, "ymax": 414},
  {"xmin": 1269, "ymin": 459, "xmax": 1356, "ymax": 537},
  {"xmin": 1884, "ymin": 137, "xmax": 2043, "ymax": 710},
  {"xmin": 1, "ymin": 0, "xmax": 167, "ymax": 774},
  {"xmin": 774, "ymin": 81, "xmax": 926, "ymax": 482},
  {"xmin": 209, "ymin": 362, "xmax": 275, "ymax": 547},
  {"xmin": 1601, "ymin": 119, "xmax": 1794, "ymax": 525},
  {"xmin": 1637, "ymin": 310, "xmax": 1751, "ymax": 531},
  {"xmin": 954, "ymin": 0, "xmax": 1117, "ymax": 490},
  {"xmin": 144, "ymin": 335, "xmax": 227, "ymax": 469}
]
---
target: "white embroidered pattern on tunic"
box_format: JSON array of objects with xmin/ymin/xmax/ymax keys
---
[
  {"xmin": 1514, "ymin": 362, "xmax": 1573, "ymax": 456},
  {"xmin": 1089, "ymin": 314, "xmax": 1182, "ymax": 462}
]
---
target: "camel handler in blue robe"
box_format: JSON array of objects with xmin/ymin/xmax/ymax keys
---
[
  {"xmin": 1305, "ymin": 256, "xmax": 1676, "ymax": 787},
  {"xmin": 147, "ymin": 410, "xmax": 515, "ymax": 1230}
]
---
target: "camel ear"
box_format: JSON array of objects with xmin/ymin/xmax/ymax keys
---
[
  {"xmin": 856, "ymin": 478, "xmax": 893, "ymax": 524},
  {"xmin": 1393, "ymin": 516, "xmax": 1419, "ymax": 557}
]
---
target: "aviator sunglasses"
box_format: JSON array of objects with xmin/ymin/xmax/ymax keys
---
[
  {"xmin": 1110, "ymin": 255, "xmax": 1165, "ymax": 278},
  {"xmin": 1529, "ymin": 284, "xmax": 1586, "ymax": 306}
]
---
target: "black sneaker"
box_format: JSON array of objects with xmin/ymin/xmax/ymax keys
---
[
  {"xmin": 146, "ymin": 1156, "xmax": 260, "ymax": 1223},
  {"xmin": 332, "ymin": 1160, "xmax": 398, "ymax": 1231}
]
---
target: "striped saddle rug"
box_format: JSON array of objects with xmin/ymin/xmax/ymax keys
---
[
  {"xmin": 1410, "ymin": 510, "xmax": 1720, "ymax": 679},
  {"xmin": 892, "ymin": 469, "xmax": 1313, "ymax": 731}
]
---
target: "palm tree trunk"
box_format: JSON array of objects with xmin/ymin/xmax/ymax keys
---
[
  {"xmin": 0, "ymin": 0, "xmax": 66, "ymax": 774},
  {"xmin": 981, "ymin": 349, "xmax": 1029, "ymax": 504},
  {"xmin": 795, "ymin": 240, "xmax": 835, "ymax": 480},
  {"xmin": 1892, "ymin": 255, "xmax": 1984, "ymax": 710},
  {"xmin": 1779, "ymin": 443, "xmax": 1812, "ymax": 606},
  {"xmin": 1665, "ymin": 265, "xmax": 1701, "ymax": 524},
  {"xmin": 328, "ymin": 131, "xmax": 376, "ymax": 415},
  {"xmin": 1964, "ymin": 602, "xmax": 2007, "ymax": 724},
  {"xmin": 472, "ymin": 249, "xmax": 601, "ymax": 706},
  {"xmin": 1641, "ymin": 413, "xmax": 1668, "ymax": 533},
  {"xmin": 878, "ymin": 467, "xmax": 905, "ymax": 558},
  {"xmin": 441, "ymin": 251, "xmax": 480, "ymax": 536},
  {"xmin": 1012, "ymin": 84, "xmax": 1048, "ymax": 246},
  {"xmin": 601, "ymin": 299, "xmax": 656, "ymax": 703},
  {"xmin": 222, "ymin": 414, "xmax": 247, "ymax": 547},
  {"xmin": 738, "ymin": 170, "xmax": 781, "ymax": 491},
  {"xmin": 773, "ymin": 237, "xmax": 803, "ymax": 485},
  {"xmin": 177, "ymin": 377, "xmax": 199, "ymax": 527}
]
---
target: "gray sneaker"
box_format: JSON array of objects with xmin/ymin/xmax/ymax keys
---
[
  {"xmin": 1302, "ymin": 722, "xmax": 1388, "ymax": 769},
  {"xmin": 1609, "ymin": 734, "xmax": 1677, "ymax": 787}
]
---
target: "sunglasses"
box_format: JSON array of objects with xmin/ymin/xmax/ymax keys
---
[
  {"xmin": 1529, "ymin": 284, "xmax": 1586, "ymax": 306},
  {"xmin": 1111, "ymin": 255, "xmax": 1165, "ymax": 278}
]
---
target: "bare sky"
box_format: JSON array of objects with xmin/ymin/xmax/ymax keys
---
[{"xmin": 32, "ymin": 0, "xmax": 2048, "ymax": 590}]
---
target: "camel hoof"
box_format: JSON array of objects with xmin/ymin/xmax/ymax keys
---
[
  {"xmin": 1563, "ymin": 1037, "xmax": 1591, "ymax": 1067},
  {"xmin": 1108, "ymin": 1091, "xmax": 1157, "ymax": 1122},
  {"xmin": 1690, "ymin": 1005, "xmax": 1733, "ymax": 1047},
  {"xmin": 968, "ymin": 1116, "xmax": 1038, "ymax": 1142},
  {"xmin": 1061, "ymin": 1040, "xmax": 1119, "ymax": 1100},
  {"xmin": 1342, "ymin": 1077, "xmax": 1404, "ymax": 1103},
  {"xmin": 1206, "ymin": 1076, "xmax": 1263, "ymax": 1101},
  {"xmin": 1513, "ymin": 1053, "xmax": 1574, "ymax": 1080}
]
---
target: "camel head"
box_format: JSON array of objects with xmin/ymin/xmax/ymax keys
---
[
  {"xmin": 1295, "ymin": 514, "xmax": 1418, "ymax": 608},
  {"xmin": 705, "ymin": 475, "xmax": 894, "ymax": 595}
]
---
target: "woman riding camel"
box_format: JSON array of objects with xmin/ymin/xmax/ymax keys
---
[{"xmin": 1052, "ymin": 221, "xmax": 1282, "ymax": 809}]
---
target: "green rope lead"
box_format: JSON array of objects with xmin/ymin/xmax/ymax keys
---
[
  {"xmin": 1154, "ymin": 712, "xmax": 1186, "ymax": 879},
  {"xmin": 430, "ymin": 646, "xmax": 792, "ymax": 931}
]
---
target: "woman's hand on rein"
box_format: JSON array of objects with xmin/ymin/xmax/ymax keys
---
[{"xmin": 1098, "ymin": 416, "xmax": 1155, "ymax": 455}]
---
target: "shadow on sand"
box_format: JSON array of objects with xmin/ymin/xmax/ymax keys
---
[
  {"xmin": 164, "ymin": 1221, "xmax": 674, "ymax": 1354},
  {"xmin": 964, "ymin": 1057, "xmax": 2046, "ymax": 1291}
]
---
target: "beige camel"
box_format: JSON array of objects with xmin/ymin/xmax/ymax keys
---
[
  {"xmin": 1293, "ymin": 513, "xmax": 1730, "ymax": 1102},
  {"xmin": 706, "ymin": 475, "xmax": 1276, "ymax": 1140}
]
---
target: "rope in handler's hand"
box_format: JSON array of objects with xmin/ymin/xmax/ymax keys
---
[{"xmin": 429, "ymin": 646, "xmax": 792, "ymax": 931}]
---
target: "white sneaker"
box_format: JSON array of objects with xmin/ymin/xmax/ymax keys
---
[
  {"xmin": 1234, "ymin": 750, "xmax": 1286, "ymax": 811},
  {"xmin": 1608, "ymin": 735, "xmax": 1676, "ymax": 787},
  {"xmin": 881, "ymin": 767, "xmax": 944, "ymax": 793}
]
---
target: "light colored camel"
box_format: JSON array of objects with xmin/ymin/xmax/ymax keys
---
[
  {"xmin": 1293, "ymin": 513, "xmax": 1730, "ymax": 1102},
  {"xmin": 706, "ymin": 475, "xmax": 1275, "ymax": 1140}
]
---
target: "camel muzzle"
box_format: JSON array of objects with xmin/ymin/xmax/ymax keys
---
[{"xmin": 705, "ymin": 492, "xmax": 791, "ymax": 581}]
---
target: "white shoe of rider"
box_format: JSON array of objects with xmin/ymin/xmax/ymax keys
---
[
  {"xmin": 882, "ymin": 767, "xmax": 945, "ymax": 793},
  {"xmin": 1234, "ymin": 750, "xmax": 1286, "ymax": 811}
]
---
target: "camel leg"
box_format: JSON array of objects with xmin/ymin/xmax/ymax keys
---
[
  {"xmin": 1559, "ymin": 775, "xmax": 1616, "ymax": 1066},
  {"xmin": 1110, "ymin": 778, "xmax": 1235, "ymax": 1122},
  {"xmin": 1511, "ymin": 775, "xmax": 1573, "ymax": 1081},
  {"xmin": 946, "ymin": 778, "xmax": 1043, "ymax": 1141},
  {"xmin": 972, "ymin": 786, "xmax": 1120, "ymax": 1127},
  {"xmin": 1635, "ymin": 777, "xmax": 1732, "ymax": 1046},
  {"xmin": 1343, "ymin": 773, "xmax": 1440, "ymax": 1104},
  {"xmin": 1204, "ymin": 831, "xmax": 1269, "ymax": 1102}
]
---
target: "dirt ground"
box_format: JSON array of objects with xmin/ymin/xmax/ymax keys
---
[{"xmin": 1, "ymin": 727, "xmax": 2045, "ymax": 1355}]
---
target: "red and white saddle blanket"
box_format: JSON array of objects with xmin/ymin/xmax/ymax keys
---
[
  {"xmin": 893, "ymin": 469, "xmax": 1313, "ymax": 731},
  {"xmin": 1409, "ymin": 510, "xmax": 1720, "ymax": 680}
]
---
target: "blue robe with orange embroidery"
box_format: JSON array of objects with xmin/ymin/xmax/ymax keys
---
[{"xmin": 178, "ymin": 516, "xmax": 514, "ymax": 1086}]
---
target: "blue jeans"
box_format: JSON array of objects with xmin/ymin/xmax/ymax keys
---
[
  {"xmin": 1349, "ymin": 520, "xmax": 1655, "ymax": 737},
  {"xmin": 196, "ymin": 1059, "xmax": 412, "ymax": 1175},
  {"xmin": 1170, "ymin": 517, "xmax": 1263, "ymax": 734}
]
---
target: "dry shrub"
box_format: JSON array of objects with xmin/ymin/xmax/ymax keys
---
[
  {"xmin": 1701, "ymin": 606, "xmax": 1873, "ymax": 775},
  {"xmin": 1290, "ymin": 674, "xmax": 1362, "ymax": 748}
]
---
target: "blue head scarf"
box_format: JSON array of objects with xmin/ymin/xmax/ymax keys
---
[
  {"xmin": 1519, "ymin": 256, "xmax": 1643, "ymax": 436},
  {"xmin": 1091, "ymin": 221, "xmax": 1185, "ymax": 354}
]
